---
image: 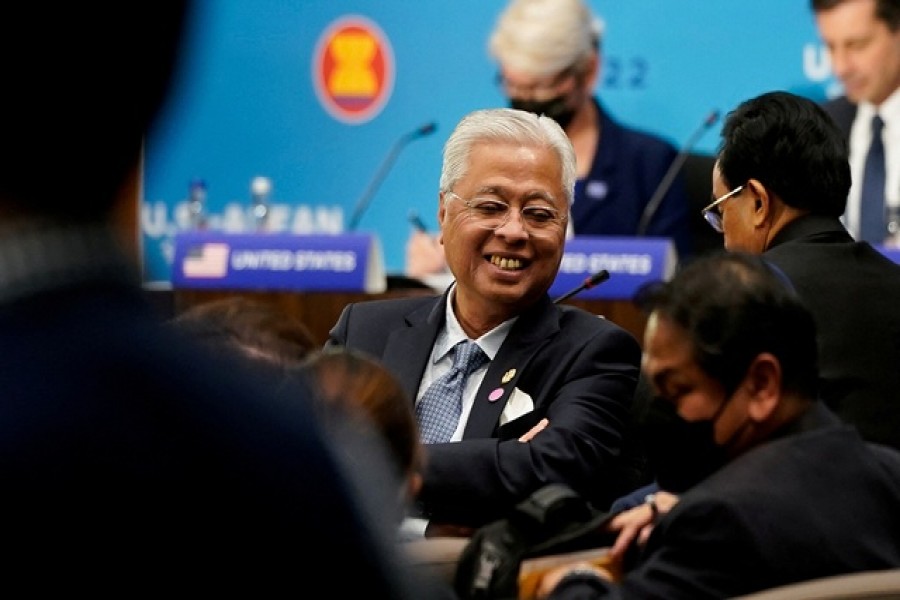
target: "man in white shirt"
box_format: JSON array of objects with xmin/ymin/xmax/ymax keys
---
[
  {"xmin": 330, "ymin": 107, "xmax": 644, "ymax": 537},
  {"xmin": 812, "ymin": 0, "xmax": 900, "ymax": 244}
]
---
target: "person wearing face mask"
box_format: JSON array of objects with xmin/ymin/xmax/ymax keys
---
[
  {"xmin": 530, "ymin": 251, "xmax": 900, "ymax": 600},
  {"xmin": 405, "ymin": 0, "xmax": 694, "ymax": 281}
]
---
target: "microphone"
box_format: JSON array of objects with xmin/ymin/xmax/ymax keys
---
[
  {"xmin": 407, "ymin": 210, "xmax": 429, "ymax": 233},
  {"xmin": 347, "ymin": 121, "xmax": 438, "ymax": 231},
  {"xmin": 636, "ymin": 110, "xmax": 720, "ymax": 236},
  {"xmin": 553, "ymin": 269, "xmax": 610, "ymax": 304}
]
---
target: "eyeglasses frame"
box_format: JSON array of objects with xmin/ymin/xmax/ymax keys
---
[
  {"xmin": 701, "ymin": 185, "xmax": 744, "ymax": 233},
  {"xmin": 443, "ymin": 191, "xmax": 567, "ymax": 236}
]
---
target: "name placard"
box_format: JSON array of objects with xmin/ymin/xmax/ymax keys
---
[
  {"xmin": 548, "ymin": 236, "xmax": 677, "ymax": 300},
  {"xmin": 171, "ymin": 232, "xmax": 386, "ymax": 293}
]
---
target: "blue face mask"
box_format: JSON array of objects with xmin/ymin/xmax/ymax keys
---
[{"xmin": 642, "ymin": 397, "xmax": 730, "ymax": 493}]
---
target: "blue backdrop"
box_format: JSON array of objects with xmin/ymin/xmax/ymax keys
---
[{"xmin": 143, "ymin": 0, "xmax": 839, "ymax": 283}]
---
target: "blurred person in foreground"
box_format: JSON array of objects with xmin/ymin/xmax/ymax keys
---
[
  {"xmin": 173, "ymin": 299, "xmax": 415, "ymax": 519},
  {"xmin": 707, "ymin": 90, "xmax": 900, "ymax": 451},
  {"xmin": 302, "ymin": 347, "xmax": 426, "ymax": 524},
  {"xmin": 173, "ymin": 295, "xmax": 317, "ymax": 369},
  {"xmin": 0, "ymin": 3, "xmax": 428, "ymax": 596},
  {"xmin": 330, "ymin": 107, "xmax": 643, "ymax": 537},
  {"xmin": 406, "ymin": 0, "xmax": 693, "ymax": 281},
  {"xmin": 175, "ymin": 301, "xmax": 453, "ymax": 596},
  {"xmin": 811, "ymin": 0, "xmax": 900, "ymax": 245},
  {"xmin": 301, "ymin": 348, "xmax": 461, "ymax": 599},
  {"xmin": 532, "ymin": 251, "xmax": 900, "ymax": 599}
]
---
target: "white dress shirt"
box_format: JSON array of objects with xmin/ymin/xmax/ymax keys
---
[
  {"xmin": 399, "ymin": 284, "xmax": 517, "ymax": 540},
  {"xmin": 415, "ymin": 284, "xmax": 516, "ymax": 441},
  {"xmin": 843, "ymin": 88, "xmax": 900, "ymax": 241}
]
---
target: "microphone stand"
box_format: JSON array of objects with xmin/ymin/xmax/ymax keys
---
[
  {"xmin": 553, "ymin": 270, "xmax": 610, "ymax": 303},
  {"xmin": 636, "ymin": 111, "xmax": 719, "ymax": 236},
  {"xmin": 347, "ymin": 123, "xmax": 436, "ymax": 231}
]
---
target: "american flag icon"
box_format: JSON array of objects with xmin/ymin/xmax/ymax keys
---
[{"xmin": 182, "ymin": 242, "xmax": 230, "ymax": 278}]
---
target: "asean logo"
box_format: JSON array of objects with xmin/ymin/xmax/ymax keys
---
[{"xmin": 313, "ymin": 15, "xmax": 395, "ymax": 124}]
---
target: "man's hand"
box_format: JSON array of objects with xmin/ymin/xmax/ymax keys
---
[
  {"xmin": 424, "ymin": 521, "xmax": 475, "ymax": 538},
  {"xmin": 605, "ymin": 491, "xmax": 679, "ymax": 560},
  {"xmin": 518, "ymin": 418, "xmax": 549, "ymax": 442}
]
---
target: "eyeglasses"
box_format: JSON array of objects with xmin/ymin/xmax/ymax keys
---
[
  {"xmin": 444, "ymin": 191, "xmax": 567, "ymax": 236},
  {"xmin": 495, "ymin": 66, "xmax": 577, "ymax": 101},
  {"xmin": 701, "ymin": 185, "xmax": 744, "ymax": 233}
]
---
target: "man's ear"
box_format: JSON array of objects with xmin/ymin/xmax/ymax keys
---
[
  {"xmin": 744, "ymin": 353, "xmax": 781, "ymax": 422},
  {"xmin": 746, "ymin": 178, "xmax": 770, "ymax": 228},
  {"xmin": 438, "ymin": 192, "xmax": 448, "ymax": 225},
  {"xmin": 437, "ymin": 192, "xmax": 447, "ymax": 245}
]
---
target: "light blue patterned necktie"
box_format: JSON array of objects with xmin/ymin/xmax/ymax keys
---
[{"xmin": 416, "ymin": 340, "xmax": 488, "ymax": 444}]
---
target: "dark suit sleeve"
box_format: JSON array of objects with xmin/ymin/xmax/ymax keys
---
[
  {"xmin": 419, "ymin": 316, "xmax": 642, "ymax": 526},
  {"xmin": 546, "ymin": 498, "xmax": 759, "ymax": 599}
]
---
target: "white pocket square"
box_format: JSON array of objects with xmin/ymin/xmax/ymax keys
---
[{"xmin": 500, "ymin": 387, "xmax": 534, "ymax": 425}]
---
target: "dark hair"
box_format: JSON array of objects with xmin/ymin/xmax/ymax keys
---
[
  {"xmin": 173, "ymin": 297, "xmax": 317, "ymax": 369},
  {"xmin": 717, "ymin": 91, "xmax": 850, "ymax": 217},
  {"xmin": 811, "ymin": 0, "xmax": 900, "ymax": 30},
  {"xmin": 301, "ymin": 347, "xmax": 423, "ymax": 482},
  {"xmin": 0, "ymin": 3, "xmax": 193, "ymax": 220},
  {"xmin": 636, "ymin": 251, "xmax": 819, "ymax": 399}
]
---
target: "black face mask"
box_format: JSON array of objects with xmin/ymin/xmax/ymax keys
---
[
  {"xmin": 510, "ymin": 94, "xmax": 577, "ymax": 130},
  {"xmin": 641, "ymin": 397, "xmax": 729, "ymax": 494}
]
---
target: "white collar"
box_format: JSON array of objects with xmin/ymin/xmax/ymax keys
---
[{"xmin": 433, "ymin": 284, "xmax": 517, "ymax": 364}]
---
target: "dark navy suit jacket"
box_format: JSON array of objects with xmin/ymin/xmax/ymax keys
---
[
  {"xmin": 764, "ymin": 214, "xmax": 900, "ymax": 451},
  {"xmin": 0, "ymin": 259, "xmax": 425, "ymax": 596},
  {"xmin": 822, "ymin": 95, "xmax": 856, "ymax": 138},
  {"xmin": 571, "ymin": 99, "xmax": 693, "ymax": 261},
  {"xmin": 329, "ymin": 290, "xmax": 642, "ymax": 527},
  {"xmin": 550, "ymin": 404, "xmax": 900, "ymax": 599}
]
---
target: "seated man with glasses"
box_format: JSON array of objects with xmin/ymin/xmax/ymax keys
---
[
  {"xmin": 329, "ymin": 107, "xmax": 644, "ymax": 537},
  {"xmin": 406, "ymin": 0, "xmax": 694, "ymax": 281},
  {"xmin": 708, "ymin": 90, "xmax": 900, "ymax": 452},
  {"xmin": 606, "ymin": 89, "xmax": 900, "ymax": 522}
]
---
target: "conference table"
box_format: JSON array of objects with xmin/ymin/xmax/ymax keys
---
[{"xmin": 162, "ymin": 286, "xmax": 649, "ymax": 348}]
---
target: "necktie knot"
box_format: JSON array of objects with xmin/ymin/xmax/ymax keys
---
[
  {"xmin": 873, "ymin": 114, "xmax": 884, "ymax": 135},
  {"xmin": 452, "ymin": 340, "xmax": 488, "ymax": 377}
]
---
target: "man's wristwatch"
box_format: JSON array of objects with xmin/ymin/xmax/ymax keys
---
[
  {"xmin": 556, "ymin": 566, "xmax": 609, "ymax": 588},
  {"xmin": 644, "ymin": 493, "xmax": 660, "ymax": 522}
]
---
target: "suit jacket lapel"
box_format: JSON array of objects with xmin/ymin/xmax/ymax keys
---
[
  {"xmin": 381, "ymin": 292, "xmax": 447, "ymax": 403},
  {"xmin": 463, "ymin": 295, "xmax": 559, "ymax": 439}
]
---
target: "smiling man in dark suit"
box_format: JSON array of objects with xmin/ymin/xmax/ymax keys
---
[{"xmin": 329, "ymin": 107, "xmax": 643, "ymax": 536}]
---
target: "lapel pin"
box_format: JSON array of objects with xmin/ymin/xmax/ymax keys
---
[
  {"xmin": 501, "ymin": 369, "xmax": 516, "ymax": 384},
  {"xmin": 488, "ymin": 388, "xmax": 504, "ymax": 402}
]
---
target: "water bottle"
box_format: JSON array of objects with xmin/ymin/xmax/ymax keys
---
[
  {"xmin": 249, "ymin": 176, "xmax": 272, "ymax": 232},
  {"xmin": 187, "ymin": 178, "xmax": 207, "ymax": 230}
]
